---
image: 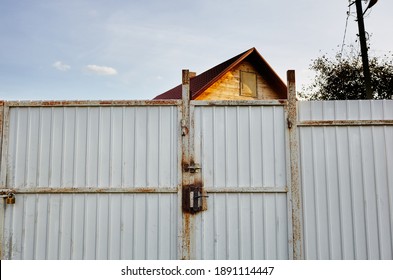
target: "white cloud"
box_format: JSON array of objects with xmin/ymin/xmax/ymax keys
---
[
  {"xmin": 86, "ymin": 65, "xmax": 118, "ymax": 75},
  {"xmin": 53, "ymin": 61, "xmax": 71, "ymax": 71}
]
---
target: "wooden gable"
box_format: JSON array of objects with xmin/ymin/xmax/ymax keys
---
[
  {"xmin": 153, "ymin": 48, "xmax": 287, "ymax": 100},
  {"xmin": 195, "ymin": 60, "xmax": 281, "ymax": 100}
]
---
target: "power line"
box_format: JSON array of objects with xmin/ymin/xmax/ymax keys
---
[{"xmin": 339, "ymin": 3, "xmax": 352, "ymax": 60}]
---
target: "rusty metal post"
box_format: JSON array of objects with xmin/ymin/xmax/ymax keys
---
[
  {"xmin": 180, "ymin": 69, "xmax": 192, "ymax": 259},
  {"xmin": 287, "ymin": 70, "xmax": 304, "ymax": 259},
  {"xmin": 0, "ymin": 101, "xmax": 3, "ymax": 176},
  {"xmin": 0, "ymin": 101, "xmax": 5, "ymax": 259}
]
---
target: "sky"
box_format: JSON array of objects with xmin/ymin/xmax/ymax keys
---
[{"xmin": 1, "ymin": 0, "xmax": 392, "ymax": 101}]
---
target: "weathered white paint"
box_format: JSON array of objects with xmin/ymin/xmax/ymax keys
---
[
  {"xmin": 2, "ymin": 193, "xmax": 178, "ymax": 260},
  {"xmin": 298, "ymin": 100, "xmax": 393, "ymax": 260},
  {"xmin": 193, "ymin": 106, "xmax": 287, "ymax": 189},
  {"xmin": 194, "ymin": 193, "xmax": 288, "ymax": 259},
  {"xmin": 7, "ymin": 106, "xmax": 179, "ymax": 189},
  {"xmin": 1, "ymin": 99, "xmax": 392, "ymax": 260},
  {"xmin": 2, "ymin": 105, "xmax": 180, "ymax": 260},
  {"xmin": 192, "ymin": 105, "xmax": 290, "ymax": 259}
]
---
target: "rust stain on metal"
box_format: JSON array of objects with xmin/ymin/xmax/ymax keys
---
[
  {"xmin": 191, "ymin": 100, "xmax": 287, "ymax": 107},
  {"xmin": 148, "ymin": 100, "xmax": 181, "ymax": 106},
  {"xmin": 182, "ymin": 69, "xmax": 190, "ymax": 85},
  {"xmin": 4, "ymin": 100, "xmax": 182, "ymax": 107},
  {"xmin": 180, "ymin": 69, "xmax": 193, "ymax": 259},
  {"xmin": 39, "ymin": 100, "xmax": 91, "ymax": 106},
  {"xmin": 182, "ymin": 181, "xmax": 207, "ymax": 214},
  {"xmin": 132, "ymin": 187, "xmax": 156, "ymax": 193},
  {"xmin": 182, "ymin": 212, "xmax": 191, "ymax": 259},
  {"xmin": 287, "ymin": 70, "xmax": 304, "ymax": 260},
  {"xmin": 181, "ymin": 126, "xmax": 189, "ymax": 137},
  {"xmin": 0, "ymin": 103, "xmax": 3, "ymax": 165},
  {"xmin": 298, "ymin": 120, "xmax": 393, "ymax": 127},
  {"xmin": 41, "ymin": 101, "xmax": 61, "ymax": 106},
  {"xmin": 98, "ymin": 100, "xmax": 113, "ymax": 105},
  {"xmin": 182, "ymin": 161, "xmax": 188, "ymax": 173},
  {"xmin": 7, "ymin": 187, "xmax": 177, "ymax": 194}
]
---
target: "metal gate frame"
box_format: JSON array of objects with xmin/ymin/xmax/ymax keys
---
[{"xmin": 0, "ymin": 71, "xmax": 304, "ymax": 260}]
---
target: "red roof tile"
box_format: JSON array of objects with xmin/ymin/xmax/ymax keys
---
[{"xmin": 153, "ymin": 47, "xmax": 287, "ymax": 100}]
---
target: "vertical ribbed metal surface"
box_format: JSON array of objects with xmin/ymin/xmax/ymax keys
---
[
  {"xmin": 298, "ymin": 100, "xmax": 393, "ymax": 122},
  {"xmin": 3, "ymin": 194, "xmax": 177, "ymax": 260},
  {"xmin": 7, "ymin": 100, "xmax": 391, "ymax": 260},
  {"xmin": 194, "ymin": 193, "xmax": 288, "ymax": 259},
  {"xmin": 194, "ymin": 106, "xmax": 287, "ymax": 189},
  {"xmin": 193, "ymin": 105, "xmax": 289, "ymax": 259},
  {"xmin": 299, "ymin": 100, "xmax": 393, "ymax": 260},
  {"xmin": 4, "ymin": 106, "xmax": 179, "ymax": 259},
  {"xmin": 7, "ymin": 106, "xmax": 178, "ymax": 189}
]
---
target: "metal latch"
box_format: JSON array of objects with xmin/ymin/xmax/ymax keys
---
[
  {"xmin": 182, "ymin": 185, "xmax": 208, "ymax": 214},
  {"xmin": 181, "ymin": 119, "xmax": 189, "ymax": 136},
  {"xmin": 287, "ymin": 118, "xmax": 293, "ymax": 129},
  {"xmin": 183, "ymin": 163, "xmax": 201, "ymax": 173}
]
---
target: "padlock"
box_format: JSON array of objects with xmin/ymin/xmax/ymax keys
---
[{"xmin": 6, "ymin": 194, "xmax": 15, "ymax": 205}]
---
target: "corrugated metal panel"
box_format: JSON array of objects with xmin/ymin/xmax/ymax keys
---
[
  {"xmin": 193, "ymin": 105, "xmax": 289, "ymax": 259},
  {"xmin": 3, "ymin": 193, "xmax": 178, "ymax": 260},
  {"xmin": 193, "ymin": 106, "xmax": 287, "ymax": 188},
  {"xmin": 298, "ymin": 100, "xmax": 393, "ymax": 121},
  {"xmin": 7, "ymin": 106, "xmax": 178, "ymax": 189},
  {"xmin": 299, "ymin": 100, "xmax": 393, "ymax": 260},
  {"xmin": 3, "ymin": 105, "xmax": 180, "ymax": 260},
  {"xmin": 195, "ymin": 193, "xmax": 288, "ymax": 259}
]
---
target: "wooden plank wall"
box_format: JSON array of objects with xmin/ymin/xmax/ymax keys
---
[{"xmin": 195, "ymin": 61, "xmax": 281, "ymax": 100}]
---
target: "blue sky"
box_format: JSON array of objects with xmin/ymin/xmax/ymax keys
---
[{"xmin": 1, "ymin": 0, "xmax": 392, "ymax": 100}]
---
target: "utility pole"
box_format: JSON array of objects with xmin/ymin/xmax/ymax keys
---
[{"xmin": 355, "ymin": 0, "xmax": 373, "ymax": 99}]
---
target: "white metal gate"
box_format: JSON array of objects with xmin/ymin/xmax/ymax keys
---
[
  {"xmin": 175, "ymin": 70, "xmax": 299, "ymax": 260},
  {"xmin": 0, "ymin": 102, "xmax": 181, "ymax": 259},
  {"xmin": 191, "ymin": 103, "xmax": 291, "ymax": 259},
  {"xmin": 0, "ymin": 99, "xmax": 298, "ymax": 260}
]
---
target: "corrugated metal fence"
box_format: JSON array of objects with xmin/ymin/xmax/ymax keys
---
[
  {"xmin": 0, "ymin": 96, "xmax": 392, "ymax": 260},
  {"xmin": 298, "ymin": 100, "xmax": 393, "ymax": 260}
]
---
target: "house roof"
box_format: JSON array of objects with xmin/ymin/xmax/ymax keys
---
[{"xmin": 153, "ymin": 47, "xmax": 287, "ymax": 100}]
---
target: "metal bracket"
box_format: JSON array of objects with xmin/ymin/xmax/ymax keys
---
[
  {"xmin": 0, "ymin": 189, "xmax": 15, "ymax": 197},
  {"xmin": 183, "ymin": 163, "xmax": 201, "ymax": 173},
  {"xmin": 181, "ymin": 119, "xmax": 189, "ymax": 136},
  {"xmin": 287, "ymin": 118, "xmax": 293, "ymax": 129}
]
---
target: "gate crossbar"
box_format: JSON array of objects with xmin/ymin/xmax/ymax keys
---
[
  {"xmin": 1, "ymin": 187, "xmax": 178, "ymax": 194},
  {"xmin": 205, "ymin": 187, "xmax": 288, "ymax": 193}
]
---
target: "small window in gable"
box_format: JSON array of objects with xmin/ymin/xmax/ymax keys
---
[{"xmin": 240, "ymin": 71, "xmax": 257, "ymax": 97}]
